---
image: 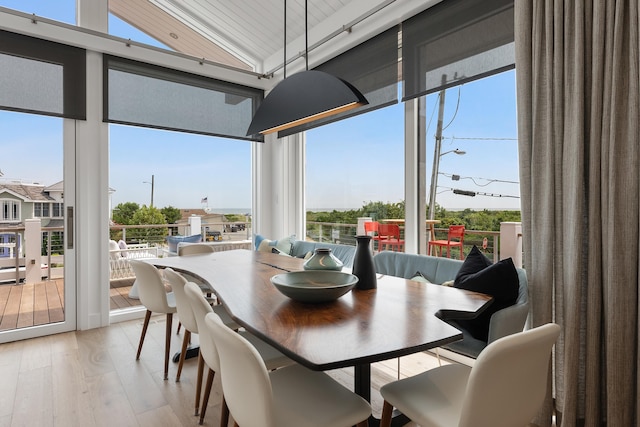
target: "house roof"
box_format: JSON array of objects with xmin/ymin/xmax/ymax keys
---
[{"xmin": 0, "ymin": 183, "xmax": 53, "ymax": 202}]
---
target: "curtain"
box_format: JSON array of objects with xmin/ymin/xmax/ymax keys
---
[{"xmin": 515, "ymin": 1, "xmax": 639, "ymax": 426}]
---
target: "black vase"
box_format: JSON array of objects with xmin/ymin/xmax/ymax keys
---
[{"xmin": 352, "ymin": 235, "xmax": 377, "ymax": 290}]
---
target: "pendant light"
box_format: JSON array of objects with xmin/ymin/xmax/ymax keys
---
[{"xmin": 246, "ymin": 0, "xmax": 368, "ymax": 136}]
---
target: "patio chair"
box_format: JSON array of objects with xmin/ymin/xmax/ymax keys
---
[
  {"xmin": 380, "ymin": 323, "xmax": 560, "ymax": 427},
  {"xmin": 378, "ymin": 223, "xmax": 404, "ymax": 252},
  {"xmin": 428, "ymin": 224, "xmax": 465, "ymax": 259},
  {"xmin": 364, "ymin": 221, "xmax": 382, "ymax": 251}
]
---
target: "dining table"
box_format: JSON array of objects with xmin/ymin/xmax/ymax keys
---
[{"xmin": 145, "ymin": 249, "xmax": 491, "ymax": 426}]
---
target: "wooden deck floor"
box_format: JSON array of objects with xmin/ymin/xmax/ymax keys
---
[{"xmin": 0, "ymin": 279, "xmax": 142, "ymax": 332}]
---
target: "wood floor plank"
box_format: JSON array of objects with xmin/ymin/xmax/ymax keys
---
[{"xmin": 51, "ymin": 348, "xmax": 96, "ymax": 426}]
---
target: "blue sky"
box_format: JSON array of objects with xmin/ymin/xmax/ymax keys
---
[{"xmin": 0, "ymin": 1, "xmax": 520, "ymax": 212}]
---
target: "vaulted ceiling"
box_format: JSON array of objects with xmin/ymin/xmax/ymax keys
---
[{"xmin": 108, "ymin": 0, "xmax": 440, "ymax": 77}]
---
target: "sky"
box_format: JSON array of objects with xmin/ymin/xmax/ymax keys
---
[{"xmin": 0, "ymin": 1, "xmax": 521, "ymax": 212}]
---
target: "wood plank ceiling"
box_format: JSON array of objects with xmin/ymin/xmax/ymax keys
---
[{"xmin": 109, "ymin": 0, "xmax": 352, "ymax": 73}]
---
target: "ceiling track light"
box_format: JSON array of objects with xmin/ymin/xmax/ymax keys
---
[{"xmin": 246, "ymin": 0, "xmax": 368, "ymax": 137}]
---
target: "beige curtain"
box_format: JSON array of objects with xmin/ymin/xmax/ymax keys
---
[{"xmin": 515, "ymin": 1, "xmax": 639, "ymax": 426}]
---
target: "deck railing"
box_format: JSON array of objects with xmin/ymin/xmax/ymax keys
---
[
  {"xmin": 306, "ymin": 221, "xmax": 520, "ymax": 264},
  {"xmin": 1, "ymin": 220, "xmax": 521, "ymax": 285}
]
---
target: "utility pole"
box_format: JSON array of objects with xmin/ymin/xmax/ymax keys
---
[
  {"xmin": 144, "ymin": 175, "xmax": 155, "ymax": 207},
  {"xmin": 428, "ymin": 75, "xmax": 447, "ymax": 220}
]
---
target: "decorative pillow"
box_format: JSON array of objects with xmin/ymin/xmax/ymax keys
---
[
  {"xmin": 254, "ymin": 234, "xmax": 266, "ymax": 251},
  {"xmin": 453, "ymin": 246, "xmax": 519, "ymax": 341},
  {"xmin": 256, "ymin": 234, "xmax": 296, "ymax": 256},
  {"xmin": 410, "ymin": 271, "xmax": 432, "ymax": 284},
  {"xmin": 118, "ymin": 240, "xmax": 128, "ymax": 250},
  {"xmin": 167, "ymin": 234, "xmax": 202, "ymax": 253},
  {"xmin": 455, "ymin": 245, "xmax": 492, "ymax": 281}
]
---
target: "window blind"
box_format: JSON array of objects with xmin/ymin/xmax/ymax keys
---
[
  {"xmin": 402, "ymin": 0, "xmax": 514, "ymax": 101},
  {"xmin": 0, "ymin": 30, "xmax": 86, "ymax": 119},
  {"xmin": 104, "ymin": 55, "xmax": 264, "ymax": 142}
]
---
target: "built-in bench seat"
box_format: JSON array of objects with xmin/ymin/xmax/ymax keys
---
[{"xmin": 373, "ymin": 250, "xmax": 529, "ymax": 359}]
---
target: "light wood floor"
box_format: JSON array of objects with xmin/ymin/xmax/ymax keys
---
[{"xmin": 0, "ymin": 312, "xmax": 446, "ymax": 426}]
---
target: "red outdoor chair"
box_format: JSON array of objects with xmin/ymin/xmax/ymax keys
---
[
  {"xmin": 378, "ymin": 223, "xmax": 404, "ymax": 252},
  {"xmin": 364, "ymin": 221, "xmax": 382, "ymax": 251},
  {"xmin": 428, "ymin": 225, "xmax": 465, "ymax": 259}
]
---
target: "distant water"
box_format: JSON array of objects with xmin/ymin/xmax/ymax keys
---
[{"xmin": 209, "ymin": 208, "xmax": 251, "ymax": 215}]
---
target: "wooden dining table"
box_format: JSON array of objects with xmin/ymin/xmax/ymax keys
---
[{"xmin": 146, "ymin": 249, "xmax": 491, "ymax": 425}]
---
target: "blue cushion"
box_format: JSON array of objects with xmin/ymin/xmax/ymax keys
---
[{"xmin": 166, "ymin": 234, "xmax": 202, "ymax": 253}]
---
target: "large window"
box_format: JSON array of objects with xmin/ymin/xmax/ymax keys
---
[
  {"xmin": 1, "ymin": 200, "xmax": 20, "ymax": 221},
  {"xmin": 305, "ymin": 101, "xmax": 404, "ymax": 244}
]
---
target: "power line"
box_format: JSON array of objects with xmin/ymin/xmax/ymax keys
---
[
  {"xmin": 441, "ymin": 186, "xmax": 520, "ymax": 199},
  {"xmin": 440, "ymin": 172, "xmax": 519, "ymax": 186},
  {"xmin": 443, "ymin": 136, "xmax": 518, "ymax": 141}
]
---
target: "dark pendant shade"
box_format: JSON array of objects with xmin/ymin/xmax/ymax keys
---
[{"xmin": 246, "ymin": 70, "xmax": 368, "ymax": 136}]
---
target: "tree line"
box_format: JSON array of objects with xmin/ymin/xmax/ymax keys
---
[{"xmin": 306, "ymin": 201, "xmax": 521, "ymax": 232}]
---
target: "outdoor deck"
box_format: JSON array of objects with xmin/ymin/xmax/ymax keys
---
[{"xmin": 0, "ymin": 278, "xmax": 142, "ymax": 331}]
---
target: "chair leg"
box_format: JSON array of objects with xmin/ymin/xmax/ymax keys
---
[
  {"xmin": 136, "ymin": 310, "xmax": 152, "ymax": 360},
  {"xmin": 164, "ymin": 313, "xmax": 173, "ymax": 380},
  {"xmin": 195, "ymin": 353, "xmax": 205, "ymax": 416},
  {"xmin": 220, "ymin": 396, "xmax": 230, "ymax": 427},
  {"xmin": 176, "ymin": 329, "xmax": 191, "ymax": 381},
  {"xmin": 380, "ymin": 401, "xmax": 394, "ymax": 427},
  {"xmin": 356, "ymin": 420, "xmax": 369, "ymax": 427},
  {"xmin": 177, "ymin": 321, "xmax": 182, "ymax": 335},
  {"xmin": 199, "ymin": 368, "xmax": 215, "ymax": 425}
]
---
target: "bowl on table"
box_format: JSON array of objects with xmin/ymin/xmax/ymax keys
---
[{"xmin": 270, "ymin": 271, "xmax": 359, "ymax": 303}]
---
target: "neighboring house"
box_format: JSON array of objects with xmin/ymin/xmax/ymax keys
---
[
  {"xmin": 0, "ymin": 180, "xmax": 64, "ymax": 258},
  {"xmin": 175, "ymin": 209, "xmax": 228, "ymax": 238},
  {"xmin": 0, "ymin": 180, "xmax": 63, "ymax": 228}
]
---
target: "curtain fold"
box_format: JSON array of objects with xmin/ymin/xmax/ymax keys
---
[{"xmin": 515, "ymin": 1, "xmax": 639, "ymax": 426}]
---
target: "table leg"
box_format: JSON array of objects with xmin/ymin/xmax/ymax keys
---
[{"xmin": 354, "ymin": 363, "xmax": 410, "ymax": 427}]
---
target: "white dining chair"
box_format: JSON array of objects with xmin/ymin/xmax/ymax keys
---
[
  {"xmin": 162, "ymin": 269, "xmax": 238, "ymax": 417},
  {"xmin": 184, "ymin": 282, "xmax": 294, "ymax": 426},
  {"xmin": 379, "ymin": 323, "xmax": 561, "ymax": 427},
  {"xmin": 129, "ymin": 259, "xmax": 177, "ymax": 381},
  {"xmin": 205, "ymin": 311, "xmax": 372, "ymax": 427}
]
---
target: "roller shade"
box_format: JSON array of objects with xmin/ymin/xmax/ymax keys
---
[
  {"xmin": 104, "ymin": 55, "xmax": 264, "ymax": 142},
  {"xmin": 0, "ymin": 30, "xmax": 86, "ymax": 119},
  {"xmin": 278, "ymin": 26, "xmax": 399, "ymax": 138},
  {"xmin": 402, "ymin": 0, "xmax": 514, "ymax": 101}
]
